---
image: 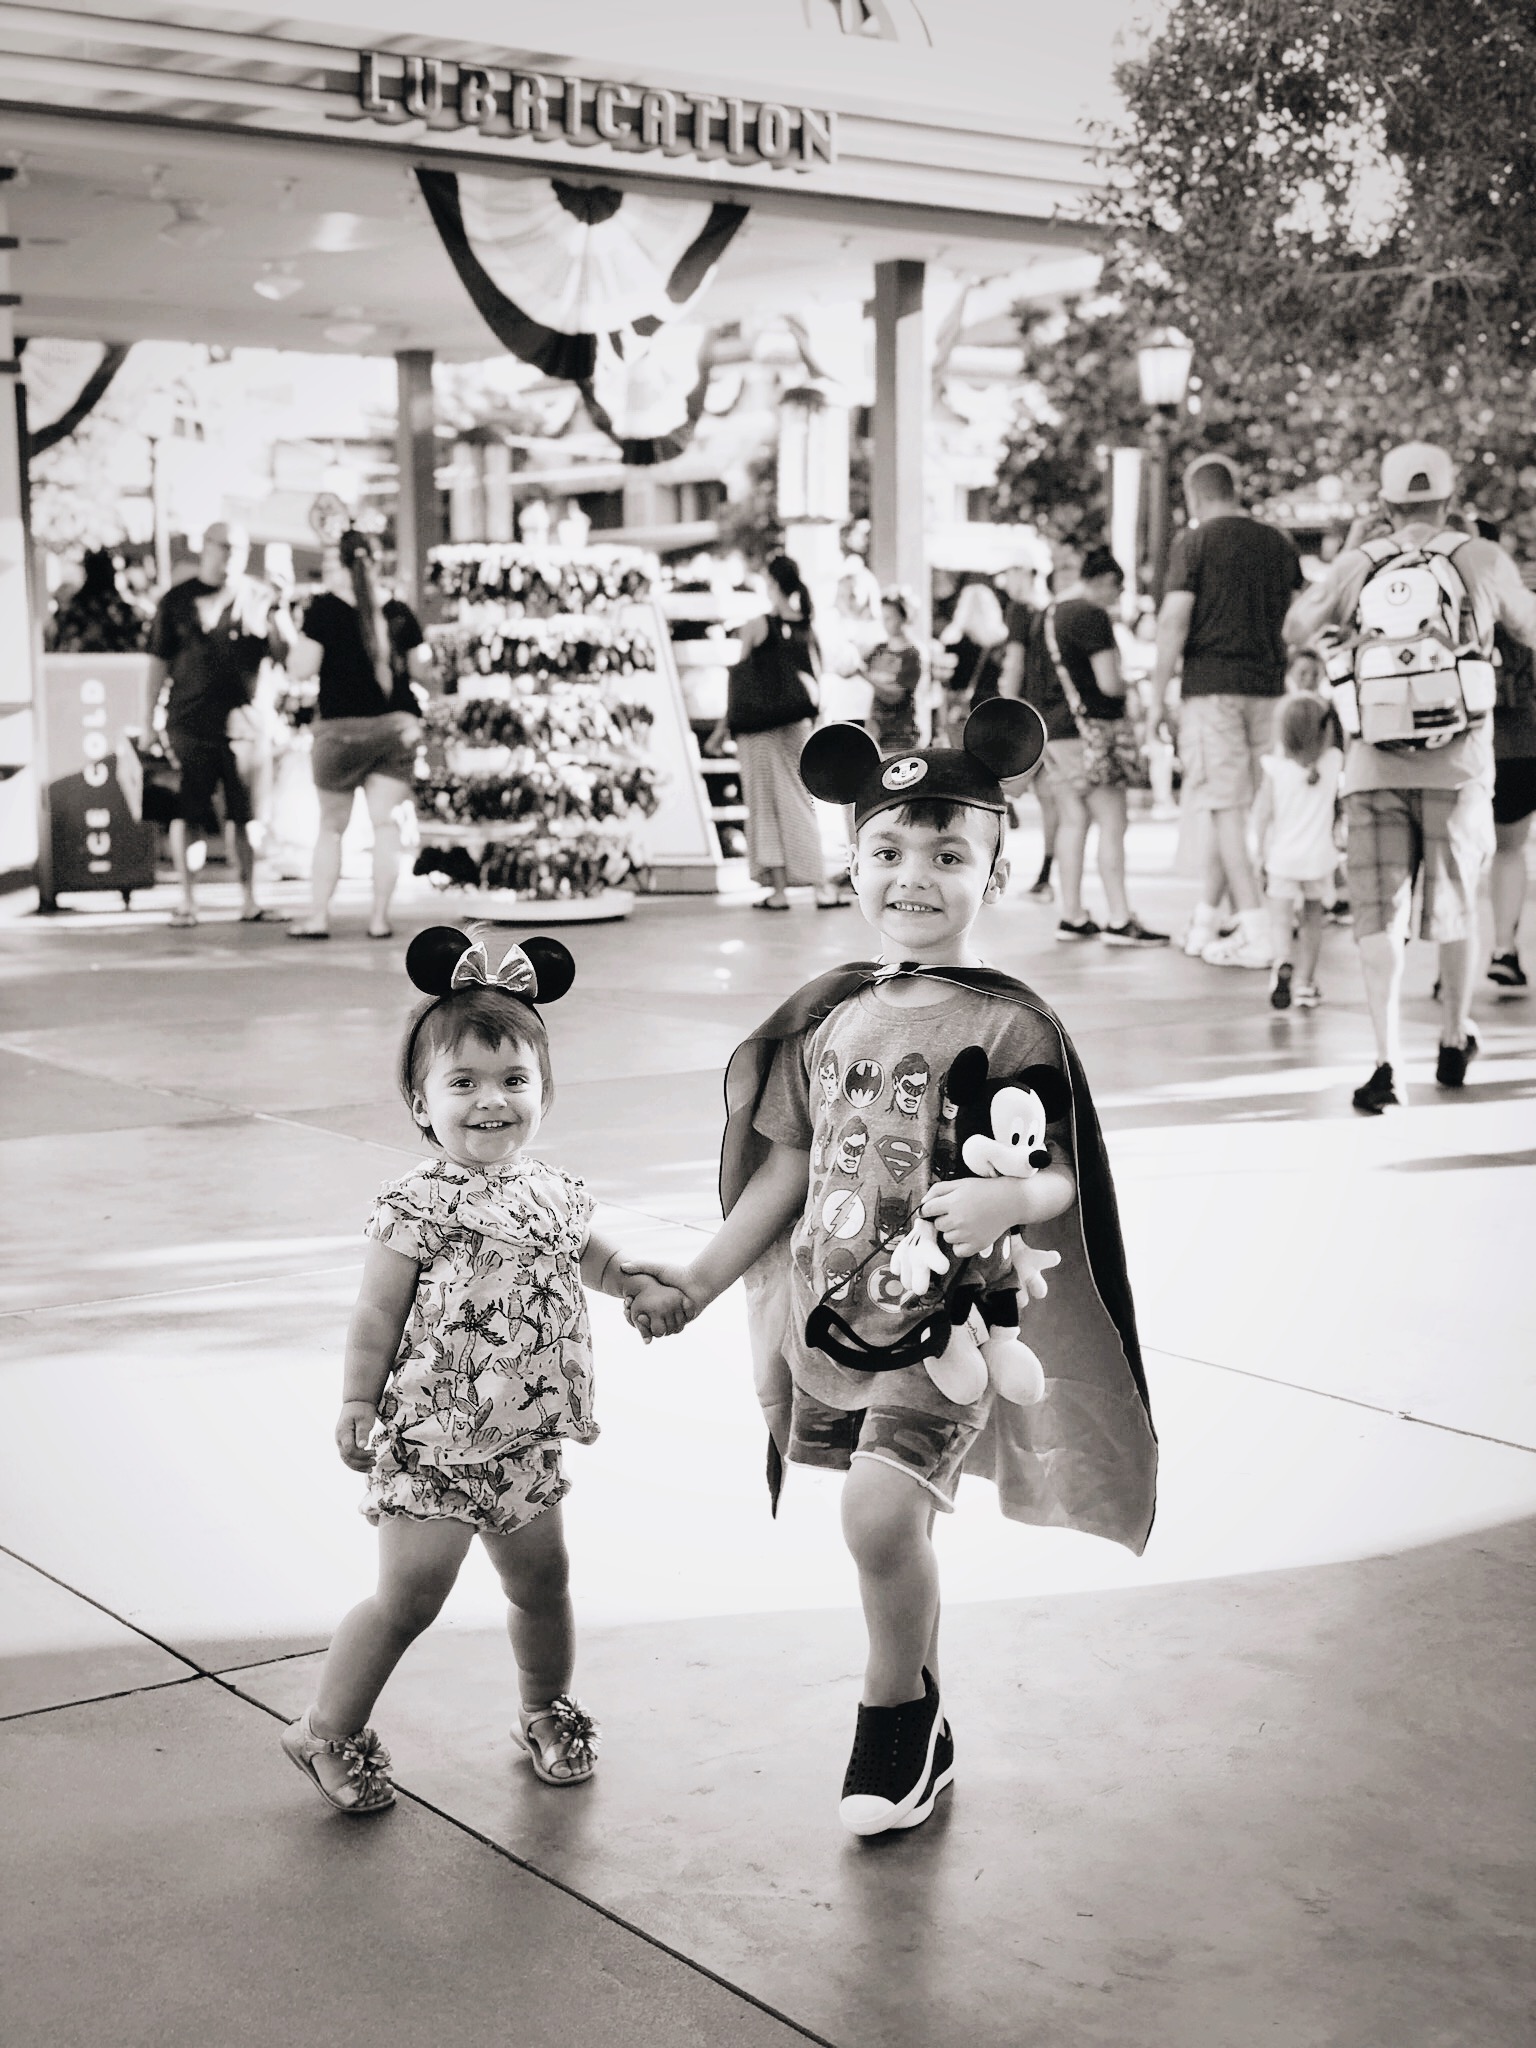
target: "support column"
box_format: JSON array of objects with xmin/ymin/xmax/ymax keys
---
[
  {"xmin": 870, "ymin": 259, "xmax": 926, "ymax": 624},
  {"xmin": 0, "ymin": 169, "xmax": 42, "ymax": 889},
  {"xmin": 394, "ymin": 349, "xmax": 437, "ymax": 613}
]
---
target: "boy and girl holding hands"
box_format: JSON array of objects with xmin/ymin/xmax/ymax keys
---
[{"xmin": 283, "ymin": 701, "xmax": 1157, "ymax": 1839}]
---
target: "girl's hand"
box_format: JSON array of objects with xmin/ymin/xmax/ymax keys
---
[
  {"xmin": 335, "ymin": 1401, "xmax": 379, "ymax": 1472},
  {"xmin": 622, "ymin": 1273, "xmax": 695, "ymax": 1343}
]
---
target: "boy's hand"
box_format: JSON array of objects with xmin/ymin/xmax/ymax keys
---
[
  {"xmin": 920, "ymin": 1178, "xmax": 1033, "ymax": 1260},
  {"xmin": 618, "ymin": 1260, "xmax": 704, "ymax": 1343},
  {"xmin": 335, "ymin": 1401, "xmax": 378, "ymax": 1472}
]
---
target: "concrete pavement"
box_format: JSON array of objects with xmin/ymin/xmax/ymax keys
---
[{"xmin": 3, "ymin": 817, "xmax": 1533, "ymax": 2048}]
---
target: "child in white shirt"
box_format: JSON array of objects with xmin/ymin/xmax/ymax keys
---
[{"xmin": 1253, "ymin": 694, "xmax": 1345, "ymax": 1010}]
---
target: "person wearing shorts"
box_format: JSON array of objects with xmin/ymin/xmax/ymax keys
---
[
  {"xmin": 145, "ymin": 522, "xmax": 292, "ymax": 927},
  {"xmin": 1147, "ymin": 456, "xmax": 1304, "ymax": 968},
  {"xmin": 1286, "ymin": 443, "xmax": 1536, "ymax": 1109},
  {"xmin": 286, "ymin": 530, "xmax": 434, "ymax": 941}
]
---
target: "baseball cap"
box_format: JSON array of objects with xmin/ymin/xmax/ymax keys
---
[{"xmin": 1379, "ymin": 443, "xmax": 1455, "ymax": 505}]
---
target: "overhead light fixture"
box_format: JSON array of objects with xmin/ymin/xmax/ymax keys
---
[
  {"xmin": 254, "ymin": 262, "xmax": 303, "ymax": 302},
  {"xmin": 323, "ymin": 309, "xmax": 377, "ymax": 347},
  {"xmin": 159, "ymin": 200, "xmax": 223, "ymax": 249}
]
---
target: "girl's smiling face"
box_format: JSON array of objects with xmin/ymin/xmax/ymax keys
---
[{"xmin": 413, "ymin": 1034, "xmax": 544, "ymax": 1169}]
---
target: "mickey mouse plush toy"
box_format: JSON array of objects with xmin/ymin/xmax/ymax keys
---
[{"xmin": 890, "ymin": 1046, "xmax": 1071, "ymax": 1407}]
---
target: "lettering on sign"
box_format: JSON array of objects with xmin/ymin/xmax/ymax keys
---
[
  {"xmin": 356, "ymin": 55, "xmax": 837, "ymax": 170},
  {"xmin": 80, "ymin": 678, "xmax": 111, "ymax": 869}
]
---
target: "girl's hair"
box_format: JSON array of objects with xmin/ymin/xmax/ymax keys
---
[
  {"xmin": 339, "ymin": 528, "xmax": 390, "ymax": 691},
  {"xmin": 1275, "ymin": 690, "xmax": 1342, "ymax": 773},
  {"xmin": 766, "ymin": 552, "xmax": 814, "ymax": 626},
  {"xmin": 948, "ymin": 581, "xmax": 1008, "ymax": 650},
  {"xmin": 1079, "ymin": 546, "xmax": 1125, "ymax": 587},
  {"xmin": 400, "ymin": 986, "xmax": 555, "ymax": 1143}
]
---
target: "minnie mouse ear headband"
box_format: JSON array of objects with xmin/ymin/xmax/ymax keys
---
[
  {"xmin": 405, "ymin": 926, "xmax": 576, "ymax": 1006},
  {"xmin": 800, "ymin": 699, "xmax": 1046, "ymax": 831}
]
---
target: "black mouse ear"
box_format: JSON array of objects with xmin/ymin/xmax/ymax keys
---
[
  {"xmin": 519, "ymin": 936, "xmax": 576, "ymax": 1004},
  {"xmin": 800, "ymin": 722, "xmax": 881, "ymax": 804},
  {"xmin": 945, "ymin": 1045, "xmax": 991, "ymax": 1107},
  {"xmin": 963, "ymin": 698, "xmax": 1046, "ymax": 781},
  {"xmin": 405, "ymin": 925, "xmax": 474, "ymax": 996},
  {"xmin": 1016, "ymin": 1064, "xmax": 1072, "ymax": 1124}
]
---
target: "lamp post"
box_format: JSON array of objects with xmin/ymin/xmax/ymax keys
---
[{"xmin": 1136, "ymin": 328, "xmax": 1193, "ymax": 605}]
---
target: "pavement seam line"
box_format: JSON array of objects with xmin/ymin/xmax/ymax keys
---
[
  {"xmin": 0, "ymin": 1673, "xmax": 204, "ymax": 1725},
  {"xmin": 0, "ymin": 1540, "xmax": 839, "ymax": 2048},
  {"xmin": 1144, "ymin": 1345, "xmax": 1536, "ymax": 1453}
]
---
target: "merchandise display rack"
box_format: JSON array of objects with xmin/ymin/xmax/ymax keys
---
[{"xmin": 416, "ymin": 544, "xmax": 663, "ymax": 922}]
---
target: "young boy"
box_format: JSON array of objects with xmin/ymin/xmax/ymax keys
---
[{"xmin": 630, "ymin": 703, "xmax": 1157, "ymax": 1836}]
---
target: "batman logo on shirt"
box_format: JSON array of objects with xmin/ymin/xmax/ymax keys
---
[{"xmin": 843, "ymin": 1059, "xmax": 884, "ymax": 1107}]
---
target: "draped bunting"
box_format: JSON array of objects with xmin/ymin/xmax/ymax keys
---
[{"xmin": 417, "ymin": 169, "xmax": 748, "ymax": 465}]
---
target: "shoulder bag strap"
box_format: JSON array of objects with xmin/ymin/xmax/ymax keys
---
[{"xmin": 1042, "ymin": 603, "xmax": 1093, "ymax": 736}]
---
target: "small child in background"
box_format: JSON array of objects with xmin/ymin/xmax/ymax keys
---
[
  {"xmin": 1285, "ymin": 646, "xmax": 1326, "ymax": 696},
  {"xmin": 863, "ymin": 588, "xmax": 925, "ymax": 754},
  {"xmin": 1252, "ymin": 694, "xmax": 1344, "ymax": 1011}
]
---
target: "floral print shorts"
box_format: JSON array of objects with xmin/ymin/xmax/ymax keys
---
[{"xmin": 364, "ymin": 1436, "xmax": 569, "ymax": 1534}]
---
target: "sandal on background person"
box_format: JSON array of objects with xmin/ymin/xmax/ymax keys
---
[
  {"xmin": 517, "ymin": 1695, "xmax": 600, "ymax": 1786},
  {"xmin": 280, "ymin": 1708, "xmax": 395, "ymax": 1813}
]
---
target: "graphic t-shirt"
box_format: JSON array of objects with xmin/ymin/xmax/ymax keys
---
[
  {"xmin": 754, "ymin": 981, "xmax": 1063, "ymax": 1410},
  {"xmin": 1167, "ymin": 515, "xmax": 1303, "ymax": 698},
  {"xmin": 302, "ymin": 590, "xmax": 425, "ymax": 721}
]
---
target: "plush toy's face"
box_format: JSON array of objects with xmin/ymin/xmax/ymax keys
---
[{"xmin": 960, "ymin": 1085, "xmax": 1053, "ymax": 1179}]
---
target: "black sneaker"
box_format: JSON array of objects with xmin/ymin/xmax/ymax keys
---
[
  {"xmin": 1488, "ymin": 951, "xmax": 1527, "ymax": 992},
  {"xmin": 1435, "ymin": 1033, "xmax": 1479, "ymax": 1089},
  {"xmin": 1055, "ymin": 917, "xmax": 1101, "ymax": 943},
  {"xmin": 839, "ymin": 1668, "xmax": 954, "ymax": 1836},
  {"xmin": 1352, "ymin": 1063, "xmax": 1399, "ymax": 1115},
  {"xmin": 1102, "ymin": 917, "xmax": 1170, "ymax": 948},
  {"xmin": 1269, "ymin": 962, "xmax": 1293, "ymax": 1010}
]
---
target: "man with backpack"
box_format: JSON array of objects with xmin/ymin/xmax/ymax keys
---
[{"xmin": 1286, "ymin": 443, "xmax": 1536, "ymax": 1112}]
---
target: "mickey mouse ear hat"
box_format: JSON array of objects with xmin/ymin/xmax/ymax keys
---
[
  {"xmin": 800, "ymin": 699, "xmax": 1046, "ymax": 831},
  {"xmin": 404, "ymin": 926, "xmax": 576, "ymax": 1005}
]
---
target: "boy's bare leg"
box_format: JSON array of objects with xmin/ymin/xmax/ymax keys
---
[
  {"xmin": 841, "ymin": 1458, "xmax": 940, "ymax": 1706},
  {"xmin": 1295, "ymin": 898, "xmax": 1324, "ymax": 985}
]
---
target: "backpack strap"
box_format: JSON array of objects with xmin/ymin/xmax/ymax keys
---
[{"xmin": 1358, "ymin": 536, "xmax": 1405, "ymax": 568}]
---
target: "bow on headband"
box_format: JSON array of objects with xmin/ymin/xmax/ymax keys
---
[
  {"xmin": 449, "ymin": 938, "xmax": 537, "ymax": 996},
  {"xmin": 404, "ymin": 925, "xmax": 577, "ymax": 1005}
]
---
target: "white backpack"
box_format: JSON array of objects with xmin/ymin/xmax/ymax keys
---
[{"xmin": 1330, "ymin": 532, "xmax": 1496, "ymax": 751}]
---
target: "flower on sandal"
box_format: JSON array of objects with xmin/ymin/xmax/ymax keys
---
[
  {"xmin": 543, "ymin": 1694, "xmax": 600, "ymax": 1773},
  {"xmin": 338, "ymin": 1725, "xmax": 393, "ymax": 1800}
]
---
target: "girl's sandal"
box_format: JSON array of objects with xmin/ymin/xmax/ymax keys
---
[
  {"xmin": 517, "ymin": 1694, "xmax": 600, "ymax": 1787},
  {"xmin": 280, "ymin": 1707, "xmax": 396, "ymax": 1813}
]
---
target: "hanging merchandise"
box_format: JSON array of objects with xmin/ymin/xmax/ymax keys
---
[
  {"xmin": 416, "ymin": 170, "xmax": 746, "ymax": 463},
  {"xmin": 415, "ymin": 544, "xmax": 662, "ymax": 921}
]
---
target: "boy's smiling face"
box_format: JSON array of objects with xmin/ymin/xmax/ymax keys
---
[{"xmin": 848, "ymin": 804, "xmax": 1007, "ymax": 966}]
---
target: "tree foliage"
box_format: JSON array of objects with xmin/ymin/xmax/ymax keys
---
[
  {"xmin": 994, "ymin": 1, "xmax": 1536, "ymax": 553},
  {"xmin": 1103, "ymin": 0, "xmax": 1536, "ymax": 377}
]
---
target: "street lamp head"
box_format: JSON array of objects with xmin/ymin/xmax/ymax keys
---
[{"xmin": 1137, "ymin": 328, "xmax": 1194, "ymax": 412}]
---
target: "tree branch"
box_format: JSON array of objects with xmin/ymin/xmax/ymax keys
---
[{"xmin": 27, "ymin": 344, "xmax": 131, "ymax": 457}]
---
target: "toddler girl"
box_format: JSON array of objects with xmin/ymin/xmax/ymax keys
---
[
  {"xmin": 1252, "ymin": 695, "xmax": 1344, "ymax": 1011},
  {"xmin": 282, "ymin": 925, "xmax": 685, "ymax": 1813},
  {"xmin": 863, "ymin": 588, "xmax": 925, "ymax": 754}
]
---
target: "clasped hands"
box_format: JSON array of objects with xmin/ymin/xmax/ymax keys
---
[{"xmin": 616, "ymin": 1259, "xmax": 703, "ymax": 1344}]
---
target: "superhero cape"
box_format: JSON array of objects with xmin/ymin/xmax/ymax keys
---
[{"xmin": 721, "ymin": 963, "xmax": 1158, "ymax": 1555}]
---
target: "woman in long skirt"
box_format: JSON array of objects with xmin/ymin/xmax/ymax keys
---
[{"xmin": 726, "ymin": 556, "xmax": 851, "ymax": 913}]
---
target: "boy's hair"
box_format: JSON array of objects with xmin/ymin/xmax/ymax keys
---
[
  {"xmin": 1079, "ymin": 546, "xmax": 1125, "ymax": 587},
  {"xmin": 400, "ymin": 985, "xmax": 555, "ymax": 1142},
  {"xmin": 859, "ymin": 796, "xmax": 1006, "ymax": 861},
  {"xmin": 1274, "ymin": 691, "xmax": 1342, "ymax": 771}
]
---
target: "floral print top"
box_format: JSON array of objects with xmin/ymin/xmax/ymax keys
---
[{"xmin": 365, "ymin": 1155, "xmax": 597, "ymax": 1467}]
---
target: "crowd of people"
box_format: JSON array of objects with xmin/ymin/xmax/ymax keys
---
[{"xmin": 48, "ymin": 431, "xmax": 1534, "ymax": 1114}]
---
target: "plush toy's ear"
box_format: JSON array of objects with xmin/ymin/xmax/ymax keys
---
[
  {"xmin": 519, "ymin": 936, "xmax": 577, "ymax": 1005},
  {"xmin": 945, "ymin": 1044, "xmax": 991, "ymax": 1107},
  {"xmin": 1015, "ymin": 1064, "xmax": 1071, "ymax": 1124},
  {"xmin": 405, "ymin": 925, "xmax": 474, "ymax": 996},
  {"xmin": 963, "ymin": 698, "xmax": 1046, "ymax": 781},
  {"xmin": 800, "ymin": 721, "xmax": 882, "ymax": 804}
]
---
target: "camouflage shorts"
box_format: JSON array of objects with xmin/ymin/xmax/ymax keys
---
[{"xmin": 787, "ymin": 1390, "xmax": 983, "ymax": 1512}]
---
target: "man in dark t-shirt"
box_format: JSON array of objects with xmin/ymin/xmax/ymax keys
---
[
  {"xmin": 145, "ymin": 523, "xmax": 292, "ymax": 926},
  {"xmin": 1147, "ymin": 457, "xmax": 1303, "ymax": 967}
]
